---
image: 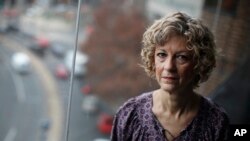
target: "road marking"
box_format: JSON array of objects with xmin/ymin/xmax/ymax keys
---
[
  {"xmin": 10, "ymin": 72, "xmax": 26, "ymax": 103},
  {"xmin": 3, "ymin": 127, "xmax": 17, "ymax": 141},
  {"xmin": 0, "ymin": 44, "xmax": 26, "ymax": 103},
  {"xmin": 0, "ymin": 34, "xmax": 63, "ymax": 141}
]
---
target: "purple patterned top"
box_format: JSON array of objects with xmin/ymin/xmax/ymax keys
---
[{"xmin": 111, "ymin": 92, "xmax": 230, "ymax": 141}]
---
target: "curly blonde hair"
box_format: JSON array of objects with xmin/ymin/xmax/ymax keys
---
[{"xmin": 141, "ymin": 12, "xmax": 216, "ymax": 88}]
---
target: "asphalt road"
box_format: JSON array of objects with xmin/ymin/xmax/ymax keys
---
[
  {"xmin": 0, "ymin": 43, "xmax": 47, "ymax": 141},
  {"xmin": 0, "ymin": 44, "xmax": 18, "ymax": 141},
  {"xmin": 0, "ymin": 31, "xmax": 111, "ymax": 141},
  {"xmin": 43, "ymin": 42, "xmax": 111, "ymax": 141}
]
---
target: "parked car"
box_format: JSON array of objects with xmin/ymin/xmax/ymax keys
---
[
  {"xmin": 11, "ymin": 52, "xmax": 31, "ymax": 74},
  {"xmin": 97, "ymin": 113, "xmax": 113, "ymax": 134},
  {"xmin": 55, "ymin": 64, "xmax": 69, "ymax": 79},
  {"xmin": 1, "ymin": 8, "xmax": 19, "ymax": 31},
  {"xmin": 82, "ymin": 95, "xmax": 99, "ymax": 114}
]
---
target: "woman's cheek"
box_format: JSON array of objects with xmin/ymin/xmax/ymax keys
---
[{"xmin": 155, "ymin": 63, "xmax": 163, "ymax": 81}]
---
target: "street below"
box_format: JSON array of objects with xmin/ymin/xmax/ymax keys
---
[{"xmin": 0, "ymin": 25, "xmax": 111, "ymax": 141}]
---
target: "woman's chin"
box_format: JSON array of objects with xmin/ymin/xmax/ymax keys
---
[{"xmin": 160, "ymin": 84, "xmax": 178, "ymax": 93}]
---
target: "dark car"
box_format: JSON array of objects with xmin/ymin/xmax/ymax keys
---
[
  {"xmin": 50, "ymin": 42, "xmax": 68, "ymax": 58},
  {"xmin": 28, "ymin": 36, "xmax": 50, "ymax": 56}
]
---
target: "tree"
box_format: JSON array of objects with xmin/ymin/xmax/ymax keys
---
[{"xmin": 81, "ymin": 0, "xmax": 158, "ymax": 106}]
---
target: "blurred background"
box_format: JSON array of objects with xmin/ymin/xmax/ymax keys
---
[{"xmin": 0, "ymin": 0, "xmax": 249, "ymax": 141}]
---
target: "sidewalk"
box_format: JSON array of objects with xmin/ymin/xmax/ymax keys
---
[
  {"xmin": 19, "ymin": 13, "xmax": 74, "ymax": 44},
  {"xmin": 18, "ymin": 8, "xmax": 87, "ymax": 46}
]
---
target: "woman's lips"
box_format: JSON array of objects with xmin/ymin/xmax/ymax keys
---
[{"xmin": 161, "ymin": 76, "xmax": 178, "ymax": 83}]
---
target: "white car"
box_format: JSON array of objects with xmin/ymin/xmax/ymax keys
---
[
  {"xmin": 93, "ymin": 138, "xmax": 110, "ymax": 141},
  {"xmin": 11, "ymin": 52, "xmax": 31, "ymax": 74},
  {"xmin": 64, "ymin": 50, "xmax": 88, "ymax": 77},
  {"xmin": 82, "ymin": 95, "xmax": 99, "ymax": 114}
]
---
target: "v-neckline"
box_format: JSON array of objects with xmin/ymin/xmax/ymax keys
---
[{"xmin": 148, "ymin": 92, "xmax": 204, "ymax": 140}]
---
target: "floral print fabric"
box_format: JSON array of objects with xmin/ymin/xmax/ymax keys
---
[{"xmin": 111, "ymin": 92, "xmax": 230, "ymax": 141}]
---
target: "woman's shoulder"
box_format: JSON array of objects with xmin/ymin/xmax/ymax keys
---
[
  {"xmin": 202, "ymin": 97, "xmax": 228, "ymax": 115},
  {"xmin": 201, "ymin": 96, "xmax": 229, "ymax": 123},
  {"xmin": 197, "ymin": 97, "xmax": 230, "ymax": 140},
  {"xmin": 116, "ymin": 91, "xmax": 153, "ymax": 116},
  {"xmin": 111, "ymin": 92, "xmax": 153, "ymax": 140}
]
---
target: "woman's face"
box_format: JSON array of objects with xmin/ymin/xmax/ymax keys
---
[{"xmin": 154, "ymin": 36, "xmax": 195, "ymax": 93}]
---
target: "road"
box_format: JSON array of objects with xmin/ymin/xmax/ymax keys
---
[
  {"xmin": 0, "ymin": 43, "xmax": 48, "ymax": 141},
  {"xmin": 41, "ymin": 36, "xmax": 112, "ymax": 141},
  {"xmin": 0, "ymin": 31, "xmax": 111, "ymax": 141}
]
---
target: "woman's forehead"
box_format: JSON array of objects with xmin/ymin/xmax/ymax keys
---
[
  {"xmin": 155, "ymin": 36, "xmax": 189, "ymax": 50},
  {"xmin": 157, "ymin": 34, "xmax": 186, "ymax": 44}
]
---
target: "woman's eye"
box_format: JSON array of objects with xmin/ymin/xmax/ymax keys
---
[
  {"xmin": 156, "ymin": 52, "xmax": 167, "ymax": 58},
  {"xmin": 176, "ymin": 55, "xmax": 190, "ymax": 63},
  {"xmin": 177, "ymin": 55, "xmax": 188, "ymax": 59}
]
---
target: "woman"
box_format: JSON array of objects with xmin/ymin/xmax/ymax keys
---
[{"xmin": 111, "ymin": 12, "xmax": 230, "ymax": 141}]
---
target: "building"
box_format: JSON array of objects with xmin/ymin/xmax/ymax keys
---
[{"xmin": 202, "ymin": 0, "xmax": 250, "ymax": 124}]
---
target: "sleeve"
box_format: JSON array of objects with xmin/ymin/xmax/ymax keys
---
[{"xmin": 110, "ymin": 97, "xmax": 140, "ymax": 141}]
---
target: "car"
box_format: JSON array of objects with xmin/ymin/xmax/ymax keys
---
[
  {"xmin": 64, "ymin": 50, "xmax": 88, "ymax": 77},
  {"xmin": 28, "ymin": 36, "xmax": 50, "ymax": 56},
  {"xmin": 55, "ymin": 64, "xmax": 69, "ymax": 79},
  {"xmin": 81, "ymin": 84, "xmax": 92, "ymax": 95},
  {"xmin": 93, "ymin": 138, "xmax": 110, "ymax": 141},
  {"xmin": 82, "ymin": 95, "xmax": 99, "ymax": 114},
  {"xmin": 97, "ymin": 113, "xmax": 113, "ymax": 134},
  {"xmin": 1, "ymin": 8, "xmax": 19, "ymax": 31},
  {"xmin": 11, "ymin": 52, "xmax": 31, "ymax": 74},
  {"xmin": 50, "ymin": 42, "xmax": 68, "ymax": 58},
  {"xmin": 36, "ymin": 37, "xmax": 50, "ymax": 48}
]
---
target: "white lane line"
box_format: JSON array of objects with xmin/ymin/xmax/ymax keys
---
[
  {"xmin": 10, "ymin": 72, "xmax": 26, "ymax": 103},
  {"xmin": 0, "ymin": 47, "xmax": 26, "ymax": 103},
  {"xmin": 3, "ymin": 127, "xmax": 17, "ymax": 141}
]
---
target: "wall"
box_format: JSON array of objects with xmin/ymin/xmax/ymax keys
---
[{"xmin": 197, "ymin": 0, "xmax": 250, "ymax": 95}]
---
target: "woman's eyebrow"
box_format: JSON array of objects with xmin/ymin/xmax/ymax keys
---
[
  {"xmin": 155, "ymin": 50, "xmax": 167, "ymax": 54},
  {"xmin": 155, "ymin": 48, "xmax": 166, "ymax": 52},
  {"xmin": 176, "ymin": 51, "xmax": 191, "ymax": 54}
]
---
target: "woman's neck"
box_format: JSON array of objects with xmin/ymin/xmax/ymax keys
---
[{"xmin": 153, "ymin": 89, "xmax": 199, "ymax": 119}]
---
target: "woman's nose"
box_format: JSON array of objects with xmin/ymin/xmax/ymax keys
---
[{"xmin": 163, "ymin": 57, "xmax": 176, "ymax": 72}]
